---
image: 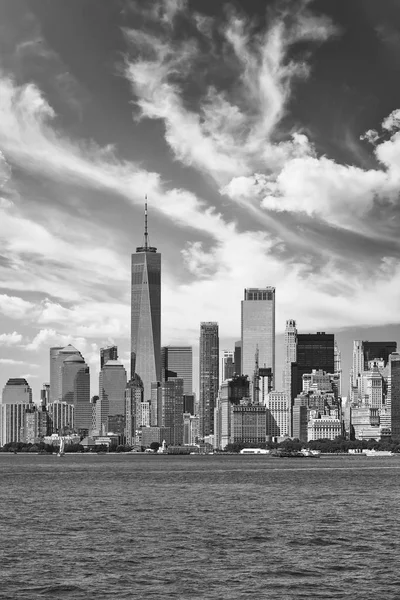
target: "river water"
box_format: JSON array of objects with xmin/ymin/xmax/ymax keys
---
[{"xmin": 1, "ymin": 454, "xmax": 400, "ymax": 599}]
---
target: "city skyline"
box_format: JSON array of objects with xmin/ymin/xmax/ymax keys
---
[{"xmin": 1, "ymin": 0, "xmax": 400, "ymax": 399}]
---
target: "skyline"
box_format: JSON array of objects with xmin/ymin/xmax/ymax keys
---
[{"xmin": 1, "ymin": 0, "xmax": 400, "ymax": 399}]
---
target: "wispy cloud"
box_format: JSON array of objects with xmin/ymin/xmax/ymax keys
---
[{"xmin": 0, "ymin": 332, "xmax": 23, "ymax": 346}]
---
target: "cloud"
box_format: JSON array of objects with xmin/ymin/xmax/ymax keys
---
[
  {"xmin": 0, "ymin": 294, "xmax": 38, "ymax": 320},
  {"xmin": 0, "ymin": 358, "xmax": 38, "ymax": 367},
  {"xmin": 0, "ymin": 332, "xmax": 23, "ymax": 346},
  {"xmin": 123, "ymin": 2, "xmax": 339, "ymax": 185},
  {"xmin": 24, "ymin": 328, "xmax": 88, "ymax": 353}
]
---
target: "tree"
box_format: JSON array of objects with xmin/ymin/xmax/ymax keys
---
[{"xmin": 150, "ymin": 441, "xmax": 161, "ymax": 452}]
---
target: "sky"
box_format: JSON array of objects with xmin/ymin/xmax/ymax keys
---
[{"xmin": 1, "ymin": 0, "xmax": 400, "ymax": 400}]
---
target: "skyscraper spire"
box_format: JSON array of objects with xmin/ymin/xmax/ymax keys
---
[
  {"xmin": 136, "ymin": 196, "xmax": 157, "ymax": 253},
  {"xmin": 144, "ymin": 199, "xmax": 148, "ymax": 250}
]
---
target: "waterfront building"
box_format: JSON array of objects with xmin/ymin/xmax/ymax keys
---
[
  {"xmin": 199, "ymin": 322, "xmax": 219, "ymax": 438},
  {"xmin": 161, "ymin": 346, "xmax": 193, "ymax": 394},
  {"xmin": 214, "ymin": 375, "xmax": 250, "ymax": 450},
  {"xmin": 307, "ymin": 414, "xmax": 341, "ymax": 441},
  {"xmin": 232, "ymin": 404, "xmax": 267, "ymax": 445},
  {"xmin": 389, "ymin": 353, "xmax": 400, "ymax": 439},
  {"xmin": 266, "ymin": 391, "xmax": 290, "ymax": 438},
  {"xmin": 141, "ymin": 426, "xmax": 171, "ymax": 447},
  {"xmin": 47, "ymin": 401, "xmax": 74, "ymax": 434},
  {"xmin": 100, "ymin": 345, "xmax": 118, "ymax": 369},
  {"xmin": 241, "ymin": 287, "xmax": 275, "ymax": 388},
  {"xmin": 293, "ymin": 333, "xmax": 335, "ymax": 399},
  {"xmin": 131, "ymin": 204, "xmax": 161, "ymax": 402},
  {"xmin": 292, "ymin": 401, "xmax": 308, "ymax": 443},
  {"xmin": 0, "ymin": 378, "xmax": 33, "ymax": 446},
  {"xmin": 350, "ymin": 340, "xmax": 397, "ymax": 402},
  {"xmin": 160, "ymin": 379, "xmax": 184, "ymax": 446},
  {"xmin": 23, "ymin": 403, "xmax": 49, "ymax": 443},
  {"xmin": 350, "ymin": 405, "xmax": 381, "ymax": 440},
  {"xmin": 97, "ymin": 359, "xmax": 127, "ymax": 434},
  {"xmin": 183, "ymin": 413, "xmax": 199, "ymax": 445}
]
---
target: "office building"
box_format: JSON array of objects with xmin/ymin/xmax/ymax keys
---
[
  {"xmin": 308, "ymin": 414, "xmax": 341, "ymax": 441},
  {"xmin": 294, "ymin": 333, "xmax": 334, "ymax": 399},
  {"xmin": 183, "ymin": 413, "xmax": 199, "ymax": 445},
  {"xmin": 241, "ymin": 287, "xmax": 275, "ymax": 387},
  {"xmin": 100, "ymin": 345, "xmax": 118, "ymax": 369},
  {"xmin": 160, "ymin": 379, "xmax": 184, "ymax": 446},
  {"xmin": 60, "ymin": 350, "xmax": 91, "ymax": 433},
  {"xmin": 183, "ymin": 394, "xmax": 195, "ymax": 415},
  {"xmin": 199, "ymin": 322, "xmax": 219, "ymax": 438},
  {"xmin": 161, "ymin": 346, "xmax": 193, "ymax": 394},
  {"xmin": 49, "ymin": 347, "xmax": 63, "ymax": 403},
  {"xmin": 389, "ymin": 353, "xmax": 400, "ymax": 439},
  {"xmin": 24, "ymin": 404, "xmax": 49, "ymax": 444},
  {"xmin": 47, "ymin": 402, "xmax": 74, "ymax": 434},
  {"xmin": 0, "ymin": 378, "xmax": 33, "ymax": 446},
  {"xmin": 125, "ymin": 375, "xmax": 143, "ymax": 446},
  {"xmin": 214, "ymin": 375, "xmax": 250, "ymax": 450},
  {"xmin": 221, "ymin": 350, "xmax": 235, "ymax": 383},
  {"xmin": 131, "ymin": 204, "xmax": 161, "ymax": 402},
  {"xmin": 97, "ymin": 359, "xmax": 127, "ymax": 434},
  {"xmin": 234, "ymin": 341, "xmax": 242, "ymax": 376},
  {"xmin": 232, "ymin": 404, "xmax": 267, "ymax": 445},
  {"xmin": 266, "ymin": 391, "xmax": 290, "ymax": 438}
]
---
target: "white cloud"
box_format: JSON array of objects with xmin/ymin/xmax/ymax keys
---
[
  {"xmin": 0, "ymin": 358, "xmax": 38, "ymax": 367},
  {"xmin": 0, "ymin": 331, "xmax": 23, "ymax": 346},
  {"xmin": 0, "ymin": 294, "xmax": 38, "ymax": 320},
  {"xmin": 24, "ymin": 328, "xmax": 88, "ymax": 353}
]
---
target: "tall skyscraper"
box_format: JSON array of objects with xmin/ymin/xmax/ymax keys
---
[
  {"xmin": 241, "ymin": 287, "xmax": 275, "ymax": 387},
  {"xmin": 160, "ymin": 379, "xmax": 184, "ymax": 445},
  {"xmin": 131, "ymin": 204, "xmax": 161, "ymax": 402},
  {"xmin": 294, "ymin": 333, "xmax": 335, "ymax": 397},
  {"xmin": 234, "ymin": 340, "xmax": 242, "ymax": 375},
  {"xmin": 199, "ymin": 322, "xmax": 219, "ymax": 438},
  {"xmin": 125, "ymin": 375, "xmax": 144, "ymax": 446},
  {"xmin": 60, "ymin": 350, "xmax": 91, "ymax": 433},
  {"xmin": 389, "ymin": 353, "xmax": 400, "ymax": 439},
  {"xmin": 282, "ymin": 319, "xmax": 297, "ymax": 395},
  {"xmin": 49, "ymin": 346, "xmax": 63, "ymax": 403},
  {"xmin": 97, "ymin": 359, "xmax": 127, "ymax": 434},
  {"xmin": 100, "ymin": 345, "xmax": 118, "ymax": 370},
  {"xmin": 0, "ymin": 378, "xmax": 33, "ymax": 446},
  {"xmin": 161, "ymin": 346, "xmax": 193, "ymax": 394}
]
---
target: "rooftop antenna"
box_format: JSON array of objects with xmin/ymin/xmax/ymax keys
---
[{"xmin": 144, "ymin": 196, "xmax": 148, "ymax": 250}]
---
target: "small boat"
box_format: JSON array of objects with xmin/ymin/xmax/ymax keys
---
[{"xmin": 57, "ymin": 437, "xmax": 65, "ymax": 457}]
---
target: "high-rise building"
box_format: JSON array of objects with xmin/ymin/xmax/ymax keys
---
[
  {"xmin": 1, "ymin": 378, "xmax": 32, "ymax": 405},
  {"xmin": 0, "ymin": 378, "xmax": 33, "ymax": 446},
  {"xmin": 389, "ymin": 353, "xmax": 400, "ymax": 439},
  {"xmin": 161, "ymin": 346, "xmax": 193, "ymax": 394},
  {"xmin": 100, "ymin": 345, "xmax": 118, "ymax": 370},
  {"xmin": 131, "ymin": 204, "xmax": 161, "ymax": 402},
  {"xmin": 214, "ymin": 375, "xmax": 251, "ymax": 449},
  {"xmin": 97, "ymin": 360, "xmax": 127, "ymax": 434},
  {"xmin": 294, "ymin": 333, "xmax": 334, "ymax": 398},
  {"xmin": 125, "ymin": 375, "xmax": 143, "ymax": 446},
  {"xmin": 183, "ymin": 394, "xmax": 195, "ymax": 415},
  {"xmin": 47, "ymin": 402, "xmax": 74, "ymax": 435},
  {"xmin": 266, "ymin": 391, "xmax": 290, "ymax": 438},
  {"xmin": 282, "ymin": 319, "xmax": 297, "ymax": 429},
  {"xmin": 199, "ymin": 322, "xmax": 219, "ymax": 438},
  {"xmin": 241, "ymin": 287, "xmax": 275, "ymax": 387},
  {"xmin": 234, "ymin": 341, "xmax": 242, "ymax": 375},
  {"xmin": 160, "ymin": 379, "xmax": 184, "ymax": 445},
  {"xmin": 350, "ymin": 340, "xmax": 397, "ymax": 402},
  {"xmin": 221, "ymin": 350, "xmax": 235, "ymax": 382},
  {"xmin": 334, "ymin": 341, "xmax": 342, "ymax": 397},
  {"xmin": 60, "ymin": 351, "xmax": 91, "ymax": 433},
  {"xmin": 49, "ymin": 347, "xmax": 64, "ymax": 403}
]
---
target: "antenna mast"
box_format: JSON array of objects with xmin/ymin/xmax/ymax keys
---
[{"xmin": 144, "ymin": 198, "xmax": 148, "ymax": 250}]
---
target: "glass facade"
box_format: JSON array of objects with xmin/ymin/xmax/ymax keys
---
[
  {"xmin": 131, "ymin": 250, "xmax": 161, "ymax": 402},
  {"xmin": 294, "ymin": 333, "xmax": 334, "ymax": 397},
  {"xmin": 241, "ymin": 287, "xmax": 275, "ymax": 386},
  {"xmin": 161, "ymin": 346, "xmax": 193, "ymax": 394},
  {"xmin": 199, "ymin": 322, "xmax": 219, "ymax": 437}
]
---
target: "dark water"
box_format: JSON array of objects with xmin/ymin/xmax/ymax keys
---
[{"xmin": 1, "ymin": 455, "xmax": 400, "ymax": 599}]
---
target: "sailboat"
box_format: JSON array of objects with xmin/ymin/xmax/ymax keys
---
[{"xmin": 57, "ymin": 437, "xmax": 65, "ymax": 457}]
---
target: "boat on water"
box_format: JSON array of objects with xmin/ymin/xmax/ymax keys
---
[
  {"xmin": 57, "ymin": 437, "xmax": 65, "ymax": 457},
  {"xmin": 363, "ymin": 449, "xmax": 394, "ymax": 457},
  {"xmin": 272, "ymin": 449, "xmax": 321, "ymax": 458}
]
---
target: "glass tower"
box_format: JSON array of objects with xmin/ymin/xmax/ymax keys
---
[
  {"xmin": 241, "ymin": 287, "xmax": 275, "ymax": 387},
  {"xmin": 161, "ymin": 346, "xmax": 193, "ymax": 394},
  {"xmin": 131, "ymin": 204, "xmax": 161, "ymax": 402},
  {"xmin": 199, "ymin": 322, "xmax": 219, "ymax": 438}
]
